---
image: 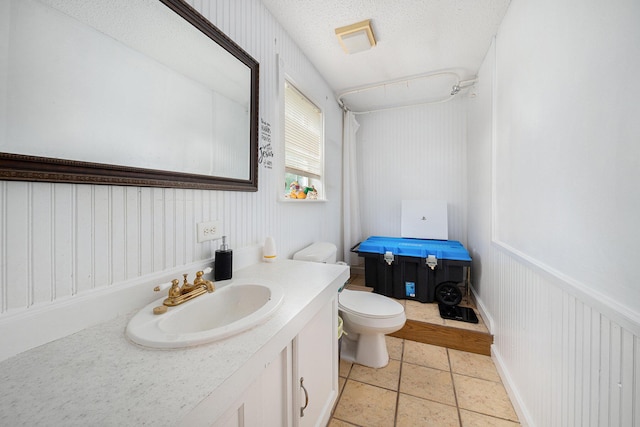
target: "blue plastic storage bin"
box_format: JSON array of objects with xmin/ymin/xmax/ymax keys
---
[{"xmin": 352, "ymin": 236, "xmax": 472, "ymax": 303}]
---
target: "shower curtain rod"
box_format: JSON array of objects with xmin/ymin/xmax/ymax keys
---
[{"xmin": 336, "ymin": 71, "xmax": 477, "ymax": 114}]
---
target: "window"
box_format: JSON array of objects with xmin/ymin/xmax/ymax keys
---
[{"xmin": 284, "ymin": 80, "xmax": 323, "ymax": 200}]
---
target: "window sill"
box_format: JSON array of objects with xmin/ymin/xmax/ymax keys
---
[{"xmin": 278, "ymin": 197, "xmax": 327, "ymax": 204}]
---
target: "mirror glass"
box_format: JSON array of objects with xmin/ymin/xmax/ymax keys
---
[{"xmin": 0, "ymin": 0, "xmax": 259, "ymax": 190}]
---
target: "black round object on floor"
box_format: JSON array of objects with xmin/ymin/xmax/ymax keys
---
[{"xmin": 435, "ymin": 282, "xmax": 463, "ymax": 306}]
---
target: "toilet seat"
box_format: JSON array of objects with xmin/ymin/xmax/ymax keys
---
[
  {"xmin": 292, "ymin": 242, "xmax": 406, "ymax": 368},
  {"xmin": 338, "ymin": 290, "xmax": 404, "ymax": 319}
]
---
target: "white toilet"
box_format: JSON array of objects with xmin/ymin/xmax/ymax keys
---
[{"xmin": 293, "ymin": 242, "xmax": 406, "ymax": 368}]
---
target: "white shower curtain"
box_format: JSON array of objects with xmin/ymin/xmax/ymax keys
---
[{"xmin": 342, "ymin": 110, "xmax": 362, "ymax": 265}]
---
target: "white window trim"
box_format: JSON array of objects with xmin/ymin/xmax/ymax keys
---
[
  {"xmin": 277, "ymin": 58, "xmax": 326, "ymax": 202},
  {"xmin": 284, "ymin": 80, "xmax": 323, "ymax": 179}
]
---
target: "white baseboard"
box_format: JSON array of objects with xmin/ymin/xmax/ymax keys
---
[
  {"xmin": 492, "ymin": 345, "xmax": 534, "ymax": 427},
  {"xmin": 474, "ymin": 287, "xmax": 532, "ymax": 425},
  {"xmin": 469, "ymin": 283, "xmax": 494, "ymax": 334}
]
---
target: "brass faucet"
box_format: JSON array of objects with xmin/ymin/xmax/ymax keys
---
[{"xmin": 158, "ymin": 271, "xmax": 215, "ymax": 307}]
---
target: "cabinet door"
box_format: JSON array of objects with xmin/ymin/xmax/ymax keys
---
[
  {"xmin": 293, "ymin": 297, "xmax": 339, "ymax": 427},
  {"xmin": 211, "ymin": 346, "xmax": 290, "ymax": 427}
]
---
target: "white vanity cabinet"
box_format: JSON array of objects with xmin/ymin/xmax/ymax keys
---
[{"xmin": 206, "ymin": 295, "xmax": 339, "ymax": 427}]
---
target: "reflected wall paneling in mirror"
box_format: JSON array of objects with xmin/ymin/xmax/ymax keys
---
[{"xmin": 0, "ymin": 0, "xmax": 259, "ymax": 191}]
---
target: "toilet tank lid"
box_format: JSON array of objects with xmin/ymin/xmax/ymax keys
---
[
  {"xmin": 293, "ymin": 242, "xmax": 337, "ymax": 262},
  {"xmin": 339, "ymin": 289, "xmax": 404, "ymax": 318}
]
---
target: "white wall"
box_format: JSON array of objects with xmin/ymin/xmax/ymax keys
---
[
  {"xmin": 468, "ymin": 0, "xmax": 640, "ymax": 425},
  {"xmin": 356, "ymin": 98, "xmax": 468, "ymax": 246},
  {"xmin": 0, "ymin": 0, "xmax": 343, "ymax": 358}
]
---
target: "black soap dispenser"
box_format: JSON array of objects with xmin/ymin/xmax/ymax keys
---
[{"xmin": 214, "ymin": 236, "xmax": 233, "ymax": 281}]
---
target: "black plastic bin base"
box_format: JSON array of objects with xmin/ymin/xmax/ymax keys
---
[
  {"xmin": 364, "ymin": 255, "xmax": 394, "ymax": 296},
  {"xmin": 360, "ymin": 252, "xmax": 469, "ymax": 304}
]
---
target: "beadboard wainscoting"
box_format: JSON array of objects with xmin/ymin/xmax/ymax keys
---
[
  {"xmin": 0, "ymin": 0, "xmax": 344, "ymax": 361},
  {"xmin": 472, "ymin": 245, "xmax": 639, "ymax": 427},
  {"xmin": 467, "ymin": 0, "xmax": 640, "ymax": 425},
  {"xmin": 355, "ymin": 98, "xmax": 468, "ymax": 245}
]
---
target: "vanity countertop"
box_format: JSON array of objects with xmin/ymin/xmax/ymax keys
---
[{"xmin": 0, "ymin": 260, "xmax": 349, "ymax": 426}]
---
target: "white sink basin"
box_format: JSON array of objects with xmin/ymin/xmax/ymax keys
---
[{"xmin": 126, "ymin": 282, "xmax": 284, "ymax": 349}]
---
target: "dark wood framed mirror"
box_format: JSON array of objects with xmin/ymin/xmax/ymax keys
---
[{"xmin": 0, "ymin": 0, "xmax": 259, "ymax": 191}]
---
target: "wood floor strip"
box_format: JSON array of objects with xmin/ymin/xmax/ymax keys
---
[{"xmin": 390, "ymin": 319, "xmax": 493, "ymax": 356}]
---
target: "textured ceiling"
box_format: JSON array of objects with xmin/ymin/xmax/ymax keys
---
[{"xmin": 261, "ymin": 0, "xmax": 511, "ymax": 111}]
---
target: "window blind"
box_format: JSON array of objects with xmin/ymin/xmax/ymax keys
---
[{"xmin": 284, "ymin": 81, "xmax": 322, "ymax": 179}]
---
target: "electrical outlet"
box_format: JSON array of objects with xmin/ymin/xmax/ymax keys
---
[{"xmin": 197, "ymin": 220, "xmax": 221, "ymax": 242}]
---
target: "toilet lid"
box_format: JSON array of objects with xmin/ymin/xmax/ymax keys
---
[{"xmin": 338, "ymin": 290, "xmax": 404, "ymax": 319}]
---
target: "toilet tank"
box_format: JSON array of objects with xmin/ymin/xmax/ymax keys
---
[{"xmin": 293, "ymin": 242, "xmax": 337, "ymax": 263}]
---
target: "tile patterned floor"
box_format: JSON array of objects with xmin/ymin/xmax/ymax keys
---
[
  {"xmin": 330, "ymin": 337, "xmax": 520, "ymax": 427},
  {"xmin": 331, "ymin": 276, "xmax": 520, "ymax": 426}
]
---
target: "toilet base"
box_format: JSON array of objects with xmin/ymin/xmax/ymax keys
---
[{"xmin": 340, "ymin": 333, "xmax": 390, "ymax": 369}]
